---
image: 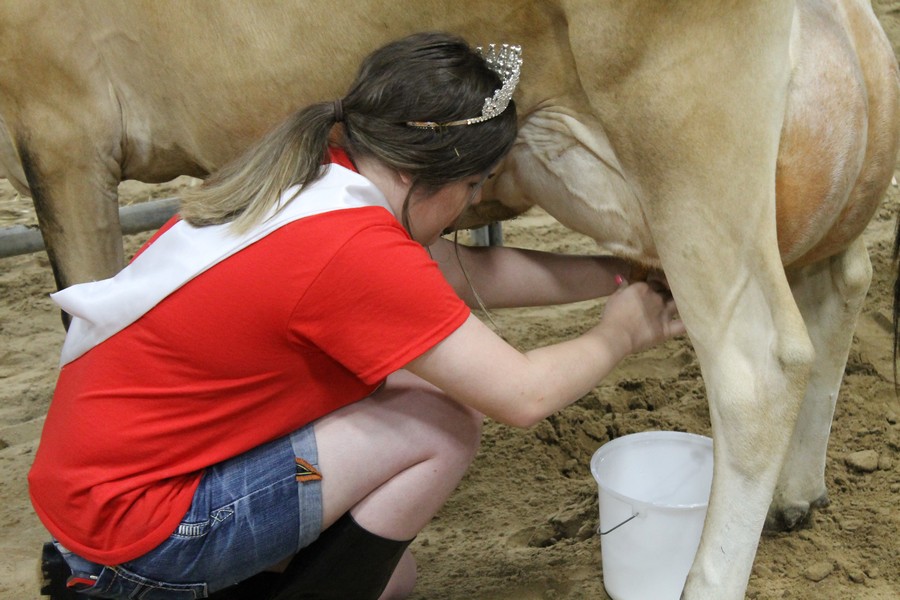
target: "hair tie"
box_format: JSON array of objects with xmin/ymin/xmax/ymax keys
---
[{"xmin": 333, "ymin": 99, "xmax": 344, "ymax": 123}]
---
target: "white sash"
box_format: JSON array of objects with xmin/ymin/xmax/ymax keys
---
[{"xmin": 52, "ymin": 165, "xmax": 392, "ymax": 366}]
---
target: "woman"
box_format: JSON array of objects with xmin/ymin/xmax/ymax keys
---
[{"xmin": 30, "ymin": 32, "xmax": 683, "ymax": 600}]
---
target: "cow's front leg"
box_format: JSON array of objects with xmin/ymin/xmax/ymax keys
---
[
  {"xmin": 766, "ymin": 238, "xmax": 872, "ymax": 530},
  {"xmin": 16, "ymin": 103, "xmax": 124, "ymax": 303}
]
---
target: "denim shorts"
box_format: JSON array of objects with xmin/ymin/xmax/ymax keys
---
[{"xmin": 57, "ymin": 424, "xmax": 323, "ymax": 598}]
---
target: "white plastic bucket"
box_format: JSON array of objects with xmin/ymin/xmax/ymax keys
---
[{"xmin": 590, "ymin": 431, "xmax": 713, "ymax": 600}]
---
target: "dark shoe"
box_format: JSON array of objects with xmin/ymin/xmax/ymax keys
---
[{"xmin": 39, "ymin": 542, "xmax": 84, "ymax": 599}]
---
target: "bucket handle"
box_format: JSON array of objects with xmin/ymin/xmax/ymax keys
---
[{"xmin": 597, "ymin": 512, "xmax": 639, "ymax": 535}]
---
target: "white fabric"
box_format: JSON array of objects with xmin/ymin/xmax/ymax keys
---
[{"xmin": 52, "ymin": 165, "xmax": 392, "ymax": 366}]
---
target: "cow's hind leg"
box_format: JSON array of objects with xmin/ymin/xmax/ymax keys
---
[{"xmin": 767, "ymin": 238, "xmax": 872, "ymax": 530}]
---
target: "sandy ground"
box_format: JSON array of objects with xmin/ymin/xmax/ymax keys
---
[{"xmin": 3, "ymin": 5, "xmax": 900, "ymax": 599}]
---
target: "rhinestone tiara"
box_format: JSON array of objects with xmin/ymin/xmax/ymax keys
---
[{"xmin": 407, "ymin": 43, "xmax": 522, "ymax": 129}]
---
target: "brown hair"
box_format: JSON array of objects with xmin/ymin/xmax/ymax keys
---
[{"xmin": 180, "ymin": 32, "xmax": 518, "ymax": 233}]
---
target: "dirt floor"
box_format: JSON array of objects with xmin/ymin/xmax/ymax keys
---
[{"xmin": 3, "ymin": 5, "xmax": 900, "ymax": 600}]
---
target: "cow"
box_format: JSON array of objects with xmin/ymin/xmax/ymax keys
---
[{"xmin": 0, "ymin": 1, "xmax": 897, "ymax": 598}]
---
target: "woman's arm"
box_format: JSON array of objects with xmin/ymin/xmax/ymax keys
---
[
  {"xmin": 429, "ymin": 237, "xmax": 633, "ymax": 309},
  {"xmin": 405, "ymin": 279, "xmax": 685, "ymax": 428}
]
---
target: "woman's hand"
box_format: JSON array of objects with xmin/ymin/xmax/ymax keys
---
[{"xmin": 593, "ymin": 278, "xmax": 685, "ymax": 356}]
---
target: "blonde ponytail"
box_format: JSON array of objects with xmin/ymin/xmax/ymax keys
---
[{"xmin": 179, "ymin": 102, "xmax": 337, "ymax": 234}]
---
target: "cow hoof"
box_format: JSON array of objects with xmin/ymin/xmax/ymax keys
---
[
  {"xmin": 764, "ymin": 492, "xmax": 829, "ymax": 532},
  {"xmin": 811, "ymin": 492, "xmax": 830, "ymax": 509},
  {"xmin": 764, "ymin": 503, "xmax": 810, "ymax": 532}
]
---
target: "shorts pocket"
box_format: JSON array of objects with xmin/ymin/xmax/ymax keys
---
[{"xmin": 172, "ymin": 503, "xmax": 235, "ymax": 539}]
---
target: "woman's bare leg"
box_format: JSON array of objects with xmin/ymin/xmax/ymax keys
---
[{"xmin": 315, "ymin": 369, "xmax": 483, "ymax": 538}]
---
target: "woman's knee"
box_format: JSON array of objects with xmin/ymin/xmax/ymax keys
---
[
  {"xmin": 384, "ymin": 371, "xmax": 483, "ymax": 461},
  {"xmin": 425, "ymin": 392, "xmax": 483, "ymax": 469}
]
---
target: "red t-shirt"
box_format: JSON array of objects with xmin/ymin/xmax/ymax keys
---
[{"xmin": 28, "ymin": 158, "xmax": 469, "ymax": 564}]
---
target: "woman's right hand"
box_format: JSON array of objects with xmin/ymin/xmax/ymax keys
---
[{"xmin": 594, "ymin": 278, "xmax": 685, "ymax": 356}]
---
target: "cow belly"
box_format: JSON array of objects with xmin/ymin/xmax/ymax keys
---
[{"xmin": 776, "ymin": 0, "xmax": 899, "ymax": 268}]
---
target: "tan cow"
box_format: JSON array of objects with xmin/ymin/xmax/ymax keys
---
[{"xmin": 0, "ymin": 1, "xmax": 896, "ymax": 598}]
